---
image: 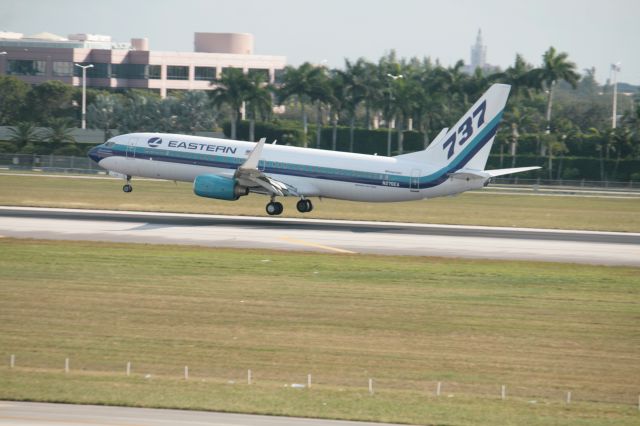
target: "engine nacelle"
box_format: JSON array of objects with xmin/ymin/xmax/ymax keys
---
[{"xmin": 193, "ymin": 174, "xmax": 248, "ymax": 201}]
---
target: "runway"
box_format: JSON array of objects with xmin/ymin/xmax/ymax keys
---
[
  {"xmin": 0, "ymin": 401, "xmax": 403, "ymax": 426},
  {"xmin": 1, "ymin": 206, "xmax": 639, "ymax": 266}
]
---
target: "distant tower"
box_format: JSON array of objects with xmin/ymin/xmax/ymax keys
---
[{"xmin": 470, "ymin": 29, "xmax": 487, "ymax": 71}]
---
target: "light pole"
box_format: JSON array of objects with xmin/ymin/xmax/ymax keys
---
[
  {"xmin": 611, "ymin": 62, "xmax": 621, "ymax": 129},
  {"xmin": 0, "ymin": 52, "xmax": 7, "ymax": 77},
  {"xmin": 386, "ymin": 73, "xmax": 403, "ymax": 156},
  {"xmin": 75, "ymin": 63, "xmax": 94, "ymax": 129}
]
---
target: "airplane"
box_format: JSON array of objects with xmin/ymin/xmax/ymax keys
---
[{"xmin": 88, "ymin": 83, "xmax": 540, "ymax": 216}]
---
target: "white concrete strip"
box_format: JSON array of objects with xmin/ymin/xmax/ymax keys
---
[
  {"xmin": 0, "ymin": 400, "xmax": 403, "ymax": 426},
  {"xmin": 1, "ymin": 206, "xmax": 638, "ymax": 238},
  {"xmin": 0, "ymin": 209, "xmax": 638, "ymax": 266}
]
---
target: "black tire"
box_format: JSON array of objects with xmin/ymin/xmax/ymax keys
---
[
  {"xmin": 296, "ymin": 199, "xmax": 308, "ymax": 213},
  {"xmin": 267, "ymin": 202, "xmax": 283, "ymax": 216},
  {"xmin": 123, "ymin": 184, "xmax": 132, "ymax": 193},
  {"xmin": 266, "ymin": 202, "xmax": 278, "ymax": 215},
  {"xmin": 305, "ymin": 199, "xmax": 313, "ymax": 212}
]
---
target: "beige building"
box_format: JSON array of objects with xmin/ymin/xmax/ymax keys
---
[{"xmin": 0, "ymin": 31, "xmax": 286, "ymax": 97}]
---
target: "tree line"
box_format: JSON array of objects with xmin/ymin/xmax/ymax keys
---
[
  {"xmin": 0, "ymin": 46, "xmax": 638, "ymax": 180},
  {"xmin": 211, "ymin": 47, "xmax": 639, "ymax": 182}
]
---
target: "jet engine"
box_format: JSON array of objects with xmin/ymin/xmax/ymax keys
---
[{"xmin": 193, "ymin": 174, "xmax": 248, "ymax": 201}]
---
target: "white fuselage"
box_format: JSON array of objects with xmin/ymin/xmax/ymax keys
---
[{"xmin": 91, "ymin": 133, "xmax": 485, "ymax": 202}]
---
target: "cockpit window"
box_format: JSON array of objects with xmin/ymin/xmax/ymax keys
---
[{"xmin": 104, "ymin": 141, "xmax": 116, "ymax": 147}]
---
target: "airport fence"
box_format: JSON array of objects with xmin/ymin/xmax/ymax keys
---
[
  {"xmin": 491, "ymin": 176, "xmax": 640, "ymax": 190},
  {"xmin": 0, "ymin": 154, "xmax": 102, "ymax": 174},
  {"xmin": 1, "ymin": 153, "xmax": 640, "ymax": 191},
  {"xmin": 3, "ymin": 353, "xmax": 639, "ymax": 409}
]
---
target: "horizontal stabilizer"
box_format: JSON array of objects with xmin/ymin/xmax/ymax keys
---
[
  {"xmin": 448, "ymin": 169, "xmax": 491, "ymax": 180},
  {"xmin": 484, "ymin": 166, "xmax": 541, "ymax": 177}
]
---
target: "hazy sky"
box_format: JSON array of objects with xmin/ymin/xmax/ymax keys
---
[{"xmin": 3, "ymin": 0, "xmax": 639, "ymax": 84}]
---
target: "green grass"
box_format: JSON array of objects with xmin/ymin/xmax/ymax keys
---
[
  {"xmin": 0, "ymin": 238, "xmax": 638, "ymax": 425},
  {"xmin": 2, "ymin": 371, "xmax": 638, "ymax": 426},
  {"xmin": 1, "ymin": 173, "xmax": 640, "ymax": 231}
]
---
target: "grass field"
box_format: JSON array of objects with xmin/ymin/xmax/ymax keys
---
[
  {"xmin": 1, "ymin": 173, "xmax": 640, "ymax": 232},
  {"xmin": 1, "ymin": 238, "xmax": 638, "ymax": 425}
]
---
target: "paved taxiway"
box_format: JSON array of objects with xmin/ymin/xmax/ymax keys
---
[
  {"xmin": 0, "ymin": 401, "xmax": 404, "ymax": 426},
  {"xmin": 1, "ymin": 207, "xmax": 638, "ymax": 266}
]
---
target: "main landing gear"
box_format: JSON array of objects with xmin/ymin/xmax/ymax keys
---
[
  {"xmin": 265, "ymin": 198, "xmax": 314, "ymax": 216},
  {"xmin": 296, "ymin": 198, "xmax": 313, "ymax": 213},
  {"xmin": 266, "ymin": 200, "xmax": 283, "ymax": 216},
  {"xmin": 122, "ymin": 175, "xmax": 133, "ymax": 193}
]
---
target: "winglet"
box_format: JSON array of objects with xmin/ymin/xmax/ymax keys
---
[{"xmin": 240, "ymin": 138, "xmax": 266, "ymax": 170}]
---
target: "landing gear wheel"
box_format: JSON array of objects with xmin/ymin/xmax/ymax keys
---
[
  {"xmin": 296, "ymin": 199, "xmax": 313, "ymax": 213},
  {"xmin": 266, "ymin": 201, "xmax": 283, "ymax": 216},
  {"xmin": 122, "ymin": 184, "xmax": 133, "ymax": 193}
]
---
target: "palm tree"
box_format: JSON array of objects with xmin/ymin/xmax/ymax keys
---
[
  {"xmin": 244, "ymin": 72, "xmax": 273, "ymax": 142},
  {"xmin": 174, "ymin": 91, "xmax": 218, "ymax": 135},
  {"xmin": 445, "ymin": 60, "xmax": 470, "ymax": 113},
  {"xmin": 377, "ymin": 52, "xmax": 402, "ymax": 155},
  {"xmin": 391, "ymin": 75, "xmax": 419, "ymax": 154},
  {"xmin": 535, "ymin": 47, "xmax": 580, "ymax": 133},
  {"xmin": 153, "ymin": 96, "xmax": 178, "ymax": 133},
  {"xmin": 278, "ymin": 63, "xmax": 326, "ymax": 147},
  {"xmin": 210, "ymin": 68, "xmax": 250, "ymax": 140},
  {"xmin": 8, "ymin": 122, "xmax": 41, "ymax": 149},
  {"xmin": 338, "ymin": 59, "xmax": 369, "ymax": 152},
  {"xmin": 501, "ymin": 106, "xmax": 543, "ymax": 168},
  {"xmin": 587, "ymin": 127, "xmax": 612, "ymax": 181},
  {"xmin": 612, "ymin": 127, "xmax": 634, "ymax": 179},
  {"xmin": 413, "ymin": 60, "xmax": 448, "ymax": 148},
  {"xmin": 500, "ymin": 54, "xmax": 541, "ymax": 100},
  {"xmin": 306, "ymin": 68, "xmax": 332, "ymax": 148},
  {"xmin": 327, "ymin": 70, "xmax": 346, "ymax": 151},
  {"xmin": 87, "ymin": 93, "xmax": 119, "ymax": 140},
  {"xmin": 115, "ymin": 91, "xmax": 160, "ymax": 134},
  {"xmin": 541, "ymin": 132, "xmax": 568, "ymax": 179},
  {"xmin": 360, "ymin": 59, "xmax": 383, "ymax": 130},
  {"xmin": 44, "ymin": 118, "xmax": 76, "ymax": 152}
]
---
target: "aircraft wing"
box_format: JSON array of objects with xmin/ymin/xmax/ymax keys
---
[{"xmin": 235, "ymin": 138, "xmax": 299, "ymax": 197}]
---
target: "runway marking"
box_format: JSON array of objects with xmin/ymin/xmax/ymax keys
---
[{"xmin": 279, "ymin": 236, "xmax": 357, "ymax": 254}]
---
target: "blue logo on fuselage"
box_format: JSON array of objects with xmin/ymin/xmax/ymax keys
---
[{"xmin": 148, "ymin": 137, "xmax": 162, "ymax": 147}]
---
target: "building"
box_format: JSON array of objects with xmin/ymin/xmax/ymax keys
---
[
  {"xmin": 463, "ymin": 29, "xmax": 499, "ymax": 75},
  {"xmin": 470, "ymin": 29, "xmax": 487, "ymax": 71},
  {"xmin": 0, "ymin": 31, "xmax": 286, "ymax": 97}
]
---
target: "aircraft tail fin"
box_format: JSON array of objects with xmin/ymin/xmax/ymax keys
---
[{"xmin": 395, "ymin": 84, "xmax": 510, "ymax": 172}]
